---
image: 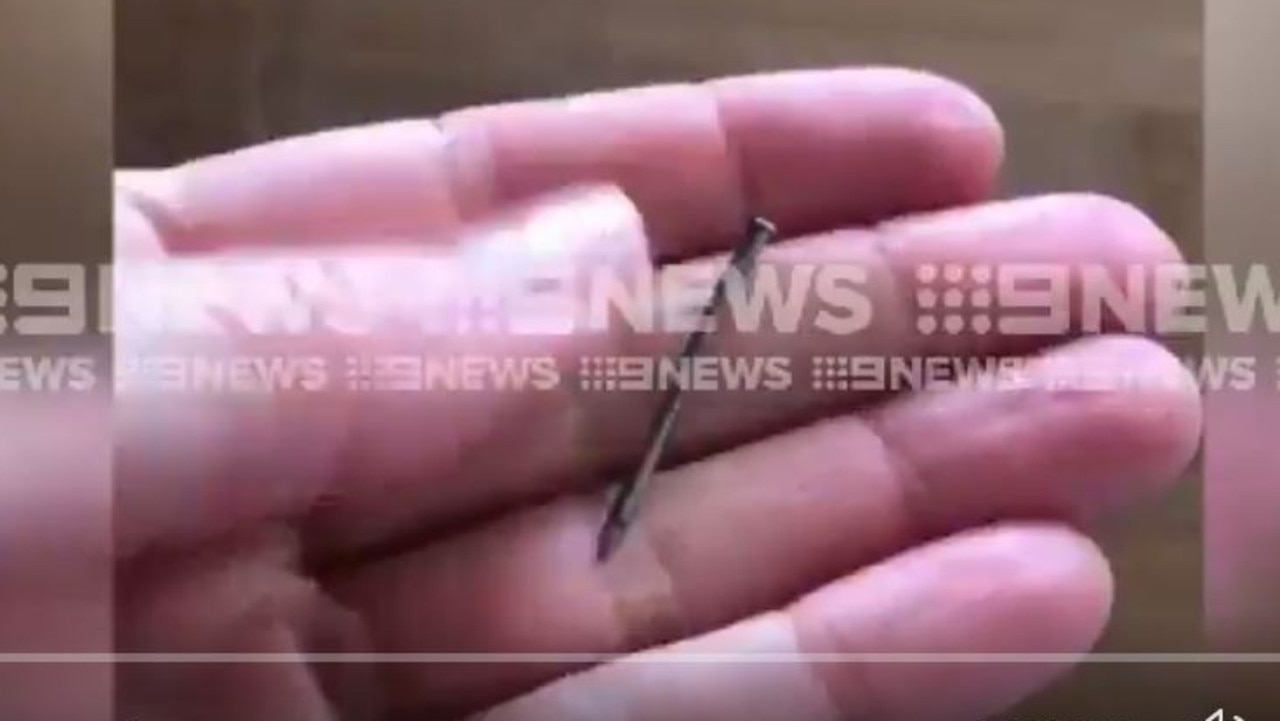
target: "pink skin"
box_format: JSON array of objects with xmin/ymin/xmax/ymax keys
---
[{"xmin": 105, "ymin": 68, "xmax": 1202, "ymax": 720}]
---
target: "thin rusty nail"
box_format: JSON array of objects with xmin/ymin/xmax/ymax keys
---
[{"xmin": 596, "ymin": 216, "xmax": 779, "ymax": 563}]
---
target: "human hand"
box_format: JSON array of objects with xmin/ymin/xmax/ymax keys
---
[{"xmin": 113, "ymin": 68, "xmax": 1201, "ymax": 721}]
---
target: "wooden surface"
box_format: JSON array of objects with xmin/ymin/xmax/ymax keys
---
[
  {"xmin": 116, "ymin": 0, "xmax": 1202, "ymax": 248},
  {"xmin": 116, "ymin": 0, "xmax": 1216, "ymax": 715}
]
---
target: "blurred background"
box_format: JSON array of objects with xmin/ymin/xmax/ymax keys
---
[{"xmin": 115, "ymin": 0, "xmax": 1207, "ymax": 716}]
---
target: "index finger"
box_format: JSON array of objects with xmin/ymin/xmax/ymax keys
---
[{"xmin": 120, "ymin": 67, "xmax": 1003, "ymax": 258}]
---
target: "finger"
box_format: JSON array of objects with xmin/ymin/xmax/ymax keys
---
[
  {"xmin": 324, "ymin": 335, "xmax": 1198, "ymax": 717},
  {"xmin": 114, "ymin": 186, "xmax": 649, "ymax": 557},
  {"xmin": 117, "ymin": 193, "xmax": 1181, "ymax": 557},
  {"xmin": 477, "ymin": 524, "xmax": 1113, "ymax": 721},
  {"xmin": 117, "ymin": 67, "xmax": 1002, "ymax": 257},
  {"xmin": 301, "ymin": 192, "xmax": 1183, "ymax": 555},
  {"xmin": 115, "ymin": 173, "xmax": 168, "ymax": 258}
]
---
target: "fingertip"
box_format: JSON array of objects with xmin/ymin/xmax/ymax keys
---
[
  {"xmin": 975, "ymin": 523, "xmax": 1115, "ymax": 641},
  {"xmin": 851, "ymin": 66, "xmax": 1007, "ymax": 198},
  {"xmin": 795, "ymin": 522, "xmax": 1114, "ymax": 648},
  {"xmin": 711, "ymin": 66, "xmax": 1004, "ymax": 143},
  {"xmin": 1034, "ymin": 335, "xmax": 1204, "ymax": 505},
  {"xmin": 792, "ymin": 524, "xmax": 1113, "ymax": 721},
  {"xmin": 707, "ymin": 66, "xmax": 1006, "ymax": 235},
  {"xmin": 1055, "ymin": 192, "xmax": 1186, "ymax": 268}
]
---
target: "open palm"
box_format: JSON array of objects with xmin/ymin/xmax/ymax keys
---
[{"xmin": 113, "ymin": 68, "xmax": 1201, "ymax": 721}]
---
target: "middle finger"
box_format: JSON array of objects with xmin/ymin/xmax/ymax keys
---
[
  {"xmin": 306, "ymin": 193, "xmax": 1183, "ymax": 555},
  {"xmin": 326, "ymin": 335, "xmax": 1200, "ymax": 718}
]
